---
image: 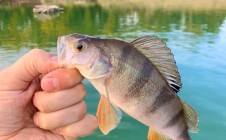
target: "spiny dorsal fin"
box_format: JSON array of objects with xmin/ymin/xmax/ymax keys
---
[
  {"xmin": 96, "ymin": 96, "xmax": 122, "ymax": 135},
  {"xmin": 148, "ymin": 128, "xmax": 171, "ymax": 140},
  {"xmin": 130, "ymin": 36, "xmax": 182, "ymax": 93},
  {"xmin": 182, "ymin": 101, "xmax": 199, "ymax": 133}
]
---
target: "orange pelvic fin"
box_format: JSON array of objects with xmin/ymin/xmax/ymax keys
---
[
  {"xmin": 96, "ymin": 96, "xmax": 122, "ymax": 135},
  {"xmin": 148, "ymin": 128, "xmax": 171, "ymax": 140}
]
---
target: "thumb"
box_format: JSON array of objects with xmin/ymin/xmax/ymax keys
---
[{"xmin": 1, "ymin": 49, "xmax": 59, "ymax": 90}]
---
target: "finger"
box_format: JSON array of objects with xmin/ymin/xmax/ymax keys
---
[
  {"xmin": 56, "ymin": 114, "xmax": 98, "ymax": 138},
  {"xmin": 41, "ymin": 68, "xmax": 83, "ymax": 92},
  {"xmin": 33, "ymin": 101, "xmax": 87, "ymax": 130},
  {"xmin": 33, "ymin": 83, "xmax": 86, "ymax": 113},
  {"xmin": 1, "ymin": 49, "xmax": 59, "ymax": 90}
]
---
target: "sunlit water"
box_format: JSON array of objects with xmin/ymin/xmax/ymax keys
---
[{"xmin": 0, "ymin": 4, "xmax": 226, "ymax": 140}]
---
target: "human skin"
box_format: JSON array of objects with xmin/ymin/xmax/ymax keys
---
[{"xmin": 0, "ymin": 49, "xmax": 98, "ymax": 140}]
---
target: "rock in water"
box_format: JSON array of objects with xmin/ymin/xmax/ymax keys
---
[{"xmin": 33, "ymin": 5, "xmax": 64, "ymax": 14}]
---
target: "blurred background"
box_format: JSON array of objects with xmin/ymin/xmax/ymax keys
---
[{"xmin": 0, "ymin": 0, "xmax": 226, "ymax": 139}]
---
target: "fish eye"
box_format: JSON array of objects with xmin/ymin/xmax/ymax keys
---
[{"xmin": 75, "ymin": 42, "xmax": 87, "ymax": 52}]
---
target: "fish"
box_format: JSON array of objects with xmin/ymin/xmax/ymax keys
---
[{"xmin": 57, "ymin": 33, "xmax": 199, "ymax": 140}]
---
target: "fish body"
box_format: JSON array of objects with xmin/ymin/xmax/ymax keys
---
[{"xmin": 57, "ymin": 34, "xmax": 198, "ymax": 140}]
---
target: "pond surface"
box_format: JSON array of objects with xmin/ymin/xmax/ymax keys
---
[{"xmin": 0, "ymin": 4, "xmax": 226, "ymax": 140}]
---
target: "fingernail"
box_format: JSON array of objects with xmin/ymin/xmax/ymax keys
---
[{"xmin": 41, "ymin": 78, "xmax": 59, "ymax": 91}]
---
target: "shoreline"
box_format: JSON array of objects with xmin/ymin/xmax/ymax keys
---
[{"xmin": 2, "ymin": 0, "xmax": 226, "ymax": 11}]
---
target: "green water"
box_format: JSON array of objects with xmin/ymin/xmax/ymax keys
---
[{"xmin": 1, "ymin": 4, "xmax": 226, "ymax": 140}]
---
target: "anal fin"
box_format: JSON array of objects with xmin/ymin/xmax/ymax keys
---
[
  {"xmin": 182, "ymin": 101, "xmax": 199, "ymax": 133},
  {"xmin": 96, "ymin": 96, "xmax": 122, "ymax": 135},
  {"xmin": 148, "ymin": 128, "xmax": 171, "ymax": 140}
]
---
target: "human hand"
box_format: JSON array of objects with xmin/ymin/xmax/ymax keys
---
[{"xmin": 0, "ymin": 49, "xmax": 97, "ymax": 140}]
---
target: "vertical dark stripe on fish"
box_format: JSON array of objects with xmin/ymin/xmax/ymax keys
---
[
  {"xmin": 127, "ymin": 59, "xmax": 153, "ymax": 98},
  {"xmin": 164, "ymin": 109, "xmax": 184, "ymax": 128},
  {"xmin": 178, "ymin": 127, "xmax": 190, "ymax": 140},
  {"xmin": 116, "ymin": 45, "xmax": 132, "ymax": 73},
  {"xmin": 148, "ymin": 86, "xmax": 175, "ymax": 113}
]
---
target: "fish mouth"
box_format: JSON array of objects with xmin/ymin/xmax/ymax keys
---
[{"xmin": 57, "ymin": 36, "xmax": 76, "ymax": 68}]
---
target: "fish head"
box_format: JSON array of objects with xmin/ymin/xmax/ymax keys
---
[{"xmin": 57, "ymin": 33, "xmax": 113, "ymax": 79}]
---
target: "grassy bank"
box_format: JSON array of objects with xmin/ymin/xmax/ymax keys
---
[
  {"xmin": 3, "ymin": 0, "xmax": 226, "ymax": 11},
  {"xmin": 97, "ymin": 0, "xmax": 226, "ymax": 10}
]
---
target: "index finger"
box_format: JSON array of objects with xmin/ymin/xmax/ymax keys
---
[{"xmin": 41, "ymin": 68, "xmax": 83, "ymax": 92}]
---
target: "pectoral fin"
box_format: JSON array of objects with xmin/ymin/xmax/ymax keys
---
[
  {"xmin": 96, "ymin": 96, "xmax": 122, "ymax": 135},
  {"xmin": 148, "ymin": 128, "xmax": 171, "ymax": 140}
]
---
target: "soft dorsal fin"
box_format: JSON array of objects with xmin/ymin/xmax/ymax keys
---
[{"xmin": 130, "ymin": 36, "xmax": 182, "ymax": 93}]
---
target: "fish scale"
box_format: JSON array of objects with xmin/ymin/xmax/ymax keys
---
[
  {"xmin": 57, "ymin": 34, "xmax": 198, "ymax": 140},
  {"xmin": 110, "ymin": 56, "xmax": 187, "ymax": 139},
  {"xmin": 89, "ymin": 42, "xmax": 189, "ymax": 139}
]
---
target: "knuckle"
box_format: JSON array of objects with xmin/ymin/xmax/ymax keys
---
[
  {"xmin": 30, "ymin": 49, "xmax": 44, "ymax": 56},
  {"xmin": 77, "ymin": 84, "xmax": 86, "ymax": 99},
  {"xmin": 33, "ymin": 93, "xmax": 52, "ymax": 113},
  {"xmin": 79, "ymin": 101, "xmax": 87, "ymax": 114},
  {"xmin": 35, "ymin": 112, "xmax": 49, "ymax": 129},
  {"xmin": 76, "ymin": 102, "xmax": 87, "ymax": 119},
  {"xmin": 91, "ymin": 118, "xmax": 98, "ymax": 129},
  {"xmin": 27, "ymin": 49, "xmax": 53, "ymax": 73},
  {"xmin": 33, "ymin": 93, "xmax": 43, "ymax": 110},
  {"xmin": 40, "ymin": 104, "xmax": 50, "ymax": 113},
  {"xmin": 33, "ymin": 93, "xmax": 49, "ymax": 112},
  {"xmin": 87, "ymin": 115, "xmax": 98, "ymax": 131},
  {"xmin": 71, "ymin": 70, "xmax": 84, "ymax": 84}
]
